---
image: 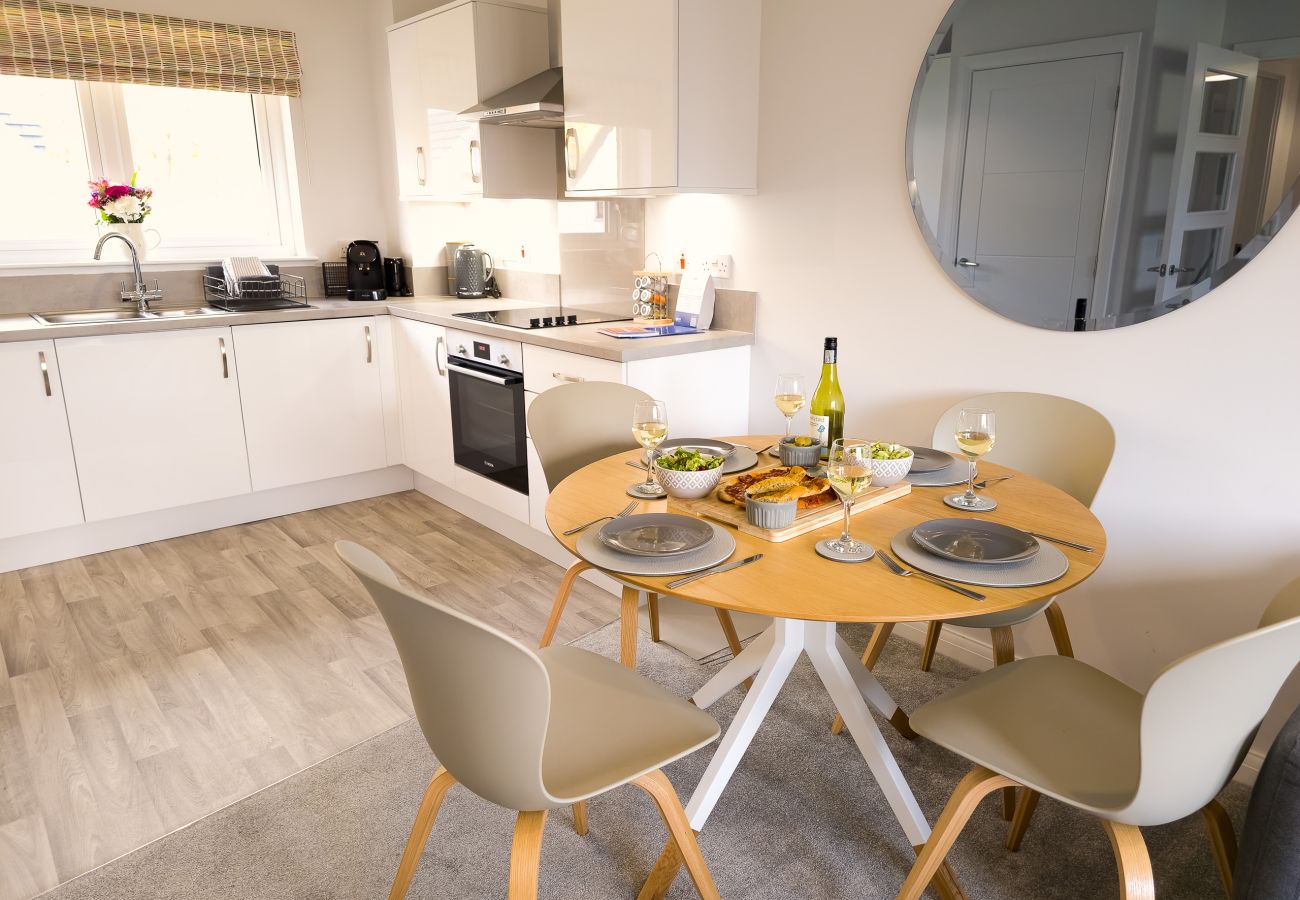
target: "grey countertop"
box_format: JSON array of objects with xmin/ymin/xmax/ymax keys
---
[{"xmin": 0, "ymin": 296, "xmax": 753, "ymax": 363}]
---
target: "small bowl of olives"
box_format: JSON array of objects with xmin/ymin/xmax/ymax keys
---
[{"xmin": 778, "ymin": 435, "xmax": 822, "ymax": 467}]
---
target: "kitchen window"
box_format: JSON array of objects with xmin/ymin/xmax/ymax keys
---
[{"xmin": 0, "ymin": 72, "xmax": 302, "ymax": 262}]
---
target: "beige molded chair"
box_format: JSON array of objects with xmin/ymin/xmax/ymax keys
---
[
  {"xmin": 897, "ymin": 579, "xmax": 1300, "ymax": 900},
  {"xmin": 529, "ymin": 381, "xmax": 746, "ymax": 669},
  {"xmin": 335, "ymin": 541, "xmax": 723, "ymax": 900},
  {"xmin": 834, "ymin": 393, "xmax": 1114, "ymax": 814}
]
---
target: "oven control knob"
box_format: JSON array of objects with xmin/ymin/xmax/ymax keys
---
[
  {"xmin": 543, "ymin": 316, "xmax": 554, "ymax": 327},
  {"xmin": 566, "ymin": 314, "xmax": 578, "ymax": 325},
  {"xmin": 498, "ymin": 354, "xmax": 510, "ymax": 366},
  {"xmin": 529, "ymin": 317, "xmax": 541, "ymax": 328},
  {"xmin": 456, "ymin": 345, "xmax": 467, "ymax": 356}
]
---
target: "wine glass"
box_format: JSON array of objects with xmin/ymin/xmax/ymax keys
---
[
  {"xmin": 628, "ymin": 399, "xmax": 668, "ymax": 498},
  {"xmin": 944, "ymin": 408, "xmax": 998, "ymax": 512},
  {"xmin": 815, "ymin": 439, "xmax": 876, "ymax": 563},
  {"xmin": 773, "ymin": 374, "xmax": 806, "ymax": 439}
]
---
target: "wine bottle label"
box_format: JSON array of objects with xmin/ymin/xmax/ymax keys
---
[
  {"xmin": 823, "ymin": 349, "xmax": 836, "ymax": 364},
  {"xmin": 810, "ymin": 414, "xmax": 830, "ymax": 447}
]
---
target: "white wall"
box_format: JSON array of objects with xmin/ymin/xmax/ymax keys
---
[{"xmin": 646, "ymin": 0, "xmax": 1300, "ymax": 747}]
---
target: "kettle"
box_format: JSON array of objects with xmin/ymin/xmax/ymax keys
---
[{"xmin": 454, "ymin": 244, "xmax": 496, "ymax": 298}]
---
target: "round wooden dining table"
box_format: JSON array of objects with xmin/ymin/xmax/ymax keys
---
[{"xmin": 545, "ymin": 435, "xmax": 1106, "ymax": 898}]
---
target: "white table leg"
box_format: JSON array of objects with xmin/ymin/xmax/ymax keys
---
[
  {"xmin": 806, "ymin": 622, "xmax": 931, "ymax": 846},
  {"xmin": 834, "ymin": 632, "xmax": 901, "ymax": 720},
  {"xmin": 691, "ymin": 625, "xmax": 775, "ymax": 709},
  {"xmin": 685, "ymin": 619, "xmax": 804, "ymax": 830}
]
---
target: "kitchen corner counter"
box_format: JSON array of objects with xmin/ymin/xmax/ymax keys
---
[{"xmin": 0, "ymin": 295, "xmax": 754, "ymax": 362}]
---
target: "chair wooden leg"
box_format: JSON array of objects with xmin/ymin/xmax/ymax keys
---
[
  {"xmin": 620, "ymin": 586, "xmax": 639, "ymax": 669},
  {"xmin": 508, "ymin": 810, "xmax": 548, "ymax": 900},
  {"xmin": 632, "ymin": 769, "xmax": 721, "ymax": 900},
  {"xmin": 920, "ymin": 621, "xmax": 943, "ymax": 671},
  {"xmin": 1043, "ymin": 601, "xmax": 1075, "ymax": 657},
  {"xmin": 572, "ymin": 800, "xmax": 588, "ymax": 836},
  {"xmin": 987, "ymin": 625, "xmax": 1019, "ymax": 820},
  {"xmin": 713, "ymin": 608, "xmax": 754, "ymax": 690},
  {"xmin": 831, "ymin": 622, "xmax": 895, "ymax": 735},
  {"xmin": 1100, "ymin": 819, "xmax": 1155, "ymax": 900},
  {"xmin": 636, "ymin": 838, "xmax": 683, "ymax": 900},
  {"xmin": 1201, "ymin": 799, "xmax": 1237, "ymax": 899},
  {"xmin": 540, "ymin": 561, "xmax": 593, "ymax": 648},
  {"xmin": 897, "ymin": 766, "xmax": 1017, "ymax": 900},
  {"xmin": 1005, "ymin": 789, "xmax": 1040, "ymax": 851},
  {"xmin": 648, "ymin": 593, "xmax": 661, "ymax": 642},
  {"xmin": 388, "ymin": 767, "xmax": 458, "ymax": 900}
]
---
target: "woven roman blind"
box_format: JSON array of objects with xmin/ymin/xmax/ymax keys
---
[{"xmin": 0, "ymin": 0, "xmax": 301, "ymax": 96}]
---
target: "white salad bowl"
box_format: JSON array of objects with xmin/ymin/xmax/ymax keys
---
[
  {"xmin": 654, "ymin": 456, "xmax": 725, "ymax": 499},
  {"xmin": 869, "ymin": 450, "xmax": 914, "ymax": 487}
]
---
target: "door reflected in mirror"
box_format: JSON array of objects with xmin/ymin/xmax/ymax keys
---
[{"xmin": 908, "ymin": 0, "xmax": 1300, "ymax": 331}]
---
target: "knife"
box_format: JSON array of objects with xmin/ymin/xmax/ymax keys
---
[{"xmin": 666, "ymin": 553, "xmax": 763, "ymax": 589}]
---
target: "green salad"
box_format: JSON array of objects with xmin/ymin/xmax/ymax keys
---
[
  {"xmin": 867, "ymin": 442, "xmax": 913, "ymax": 461},
  {"xmin": 656, "ymin": 448, "xmax": 724, "ymax": 471}
]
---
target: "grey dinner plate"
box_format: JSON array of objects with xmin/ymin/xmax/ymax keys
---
[
  {"xmin": 907, "ymin": 446, "xmax": 958, "ymax": 473},
  {"xmin": 647, "ymin": 438, "xmax": 757, "ymax": 475},
  {"xmin": 912, "ymin": 518, "xmax": 1040, "ymax": 565},
  {"xmin": 597, "ymin": 513, "xmax": 716, "ymax": 557}
]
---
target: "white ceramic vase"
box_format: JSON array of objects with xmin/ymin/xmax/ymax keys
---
[{"xmin": 98, "ymin": 222, "xmax": 161, "ymax": 261}]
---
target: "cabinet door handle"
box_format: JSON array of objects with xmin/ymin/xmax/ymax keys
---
[
  {"xmin": 435, "ymin": 334, "xmax": 447, "ymax": 376},
  {"xmin": 219, "ymin": 337, "xmax": 229, "ymax": 378},
  {"xmin": 416, "ymin": 146, "xmax": 426, "ymax": 187},
  {"xmin": 564, "ymin": 128, "xmax": 579, "ymax": 179},
  {"xmin": 38, "ymin": 350, "xmax": 52, "ymax": 396},
  {"xmin": 365, "ymin": 324, "xmax": 373, "ymax": 363},
  {"xmin": 468, "ymin": 139, "xmax": 481, "ymax": 184},
  {"xmin": 552, "ymin": 371, "xmax": 585, "ymax": 384}
]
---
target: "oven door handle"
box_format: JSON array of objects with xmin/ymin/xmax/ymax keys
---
[{"xmin": 447, "ymin": 362, "xmax": 520, "ymax": 386}]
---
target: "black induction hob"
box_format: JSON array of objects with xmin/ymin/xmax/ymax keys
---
[{"xmin": 453, "ymin": 306, "xmax": 631, "ymax": 330}]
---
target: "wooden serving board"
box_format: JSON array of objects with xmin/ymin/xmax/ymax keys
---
[{"xmin": 667, "ymin": 480, "xmax": 911, "ymax": 543}]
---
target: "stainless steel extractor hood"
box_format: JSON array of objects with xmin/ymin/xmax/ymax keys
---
[{"xmin": 460, "ymin": 67, "xmax": 564, "ymax": 128}]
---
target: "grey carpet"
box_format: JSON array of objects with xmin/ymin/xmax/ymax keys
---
[{"xmin": 41, "ymin": 623, "xmax": 1247, "ymax": 899}]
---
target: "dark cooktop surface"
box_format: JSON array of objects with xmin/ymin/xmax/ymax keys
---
[{"xmin": 453, "ymin": 306, "xmax": 631, "ymax": 329}]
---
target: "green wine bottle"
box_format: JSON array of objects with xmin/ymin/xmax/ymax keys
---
[{"xmin": 809, "ymin": 337, "xmax": 844, "ymax": 459}]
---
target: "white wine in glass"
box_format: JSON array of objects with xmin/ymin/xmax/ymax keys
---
[
  {"xmin": 816, "ymin": 439, "xmax": 875, "ymax": 563},
  {"xmin": 945, "ymin": 408, "xmax": 997, "ymax": 512},
  {"xmin": 629, "ymin": 399, "xmax": 668, "ymax": 498},
  {"xmin": 773, "ymin": 374, "xmax": 806, "ymax": 438}
]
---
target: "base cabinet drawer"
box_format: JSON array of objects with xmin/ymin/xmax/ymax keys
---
[
  {"xmin": 0, "ymin": 340, "xmax": 84, "ymax": 539},
  {"xmin": 523, "ymin": 344, "xmax": 624, "ymax": 394}
]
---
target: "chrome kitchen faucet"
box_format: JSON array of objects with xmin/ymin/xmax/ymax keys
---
[{"xmin": 93, "ymin": 232, "xmax": 163, "ymax": 312}]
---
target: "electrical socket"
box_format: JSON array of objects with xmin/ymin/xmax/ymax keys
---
[{"xmin": 705, "ymin": 254, "xmax": 733, "ymax": 279}]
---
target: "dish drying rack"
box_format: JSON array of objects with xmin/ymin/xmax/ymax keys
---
[{"xmin": 201, "ymin": 265, "xmax": 311, "ymax": 312}]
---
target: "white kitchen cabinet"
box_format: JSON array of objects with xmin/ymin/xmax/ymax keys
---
[
  {"xmin": 233, "ymin": 318, "xmax": 389, "ymax": 492},
  {"xmin": 0, "ymin": 341, "xmax": 84, "ymax": 539},
  {"xmin": 561, "ymin": 0, "xmax": 761, "ymax": 195},
  {"xmin": 393, "ymin": 316, "xmax": 455, "ymax": 482},
  {"xmin": 57, "ymin": 328, "xmax": 251, "ymax": 522},
  {"xmin": 387, "ymin": 0, "xmax": 557, "ymax": 200}
]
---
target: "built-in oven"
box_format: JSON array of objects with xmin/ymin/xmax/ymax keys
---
[{"xmin": 445, "ymin": 329, "xmax": 528, "ymax": 495}]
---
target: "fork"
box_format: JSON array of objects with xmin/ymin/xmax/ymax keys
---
[
  {"xmin": 562, "ymin": 501, "xmax": 638, "ymax": 536},
  {"xmin": 876, "ymin": 550, "xmax": 986, "ymax": 601}
]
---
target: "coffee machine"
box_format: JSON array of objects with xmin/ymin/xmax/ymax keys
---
[
  {"xmin": 383, "ymin": 257, "xmax": 413, "ymax": 297},
  {"xmin": 345, "ymin": 240, "xmax": 386, "ymax": 300}
]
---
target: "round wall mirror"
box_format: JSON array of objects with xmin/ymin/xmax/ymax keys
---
[{"xmin": 908, "ymin": 0, "xmax": 1300, "ymax": 331}]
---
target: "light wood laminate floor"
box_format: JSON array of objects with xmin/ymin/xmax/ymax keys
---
[{"xmin": 0, "ymin": 491, "xmax": 618, "ymax": 900}]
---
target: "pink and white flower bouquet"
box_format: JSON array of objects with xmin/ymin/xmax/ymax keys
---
[{"xmin": 88, "ymin": 176, "xmax": 153, "ymax": 224}]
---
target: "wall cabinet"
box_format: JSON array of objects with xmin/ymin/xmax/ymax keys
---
[
  {"xmin": 57, "ymin": 328, "xmax": 251, "ymax": 522},
  {"xmin": 388, "ymin": 0, "xmax": 557, "ymax": 201},
  {"xmin": 233, "ymin": 318, "xmax": 389, "ymax": 492},
  {"xmin": 393, "ymin": 317, "xmax": 454, "ymax": 481},
  {"xmin": 561, "ymin": 0, "xmax": 761, "ymax": 195},
  {"xmin": 0, "ymin": 341, "xmax": 84, "ymax": 539}
]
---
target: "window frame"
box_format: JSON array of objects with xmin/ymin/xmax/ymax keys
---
[{"xmin": 0, "ymin": 76, "xmax": 304, "ymax": 264}]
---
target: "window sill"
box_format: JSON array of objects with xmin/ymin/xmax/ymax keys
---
[{"xmin": 0, "ymin": 255, "xmax": 320, "ymax": 277}]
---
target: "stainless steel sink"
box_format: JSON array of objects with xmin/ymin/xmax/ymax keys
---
[{"xmin": 32, "ymin": 307, "xmax": 231, "ymax": 325}]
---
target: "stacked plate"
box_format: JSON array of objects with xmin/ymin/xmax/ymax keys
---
[
  {"xmin": 578, "ymin": 512, "xmax": 737, "ymax": 577},
  {"xmin": 890, "ymin": 518, "xmax": 1070, "ymax": 588},
  {"xmin": 903, "ymin": 446, "xmax": 968, "ymax": 486}
]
